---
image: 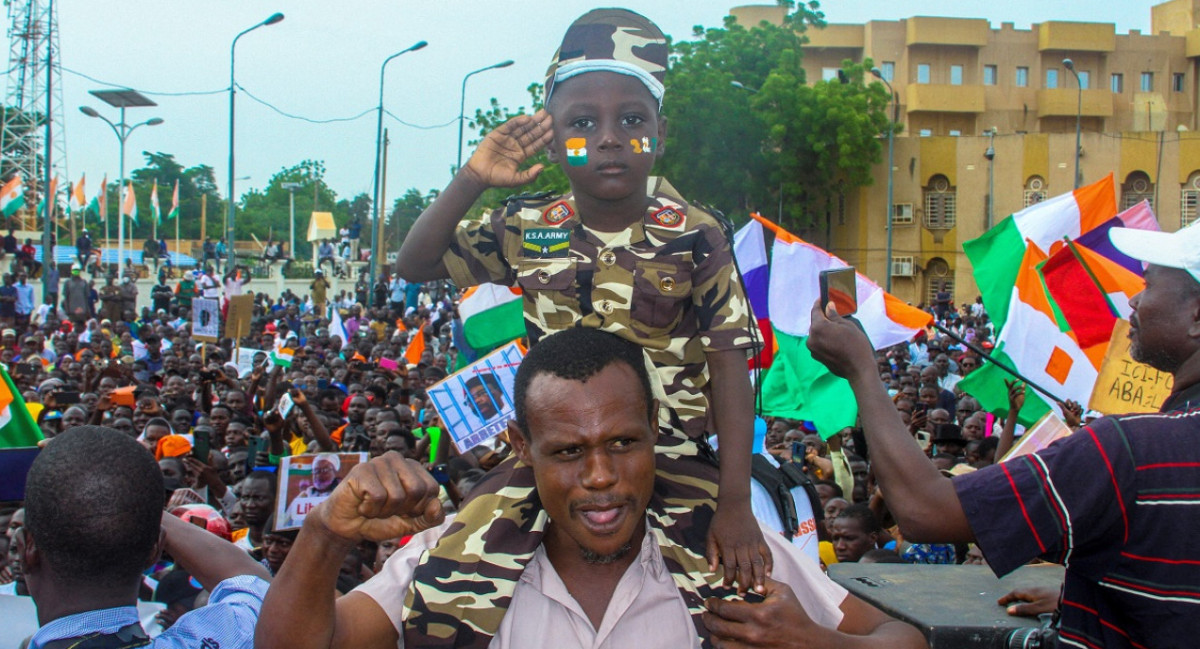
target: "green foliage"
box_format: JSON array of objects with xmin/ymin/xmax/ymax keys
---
[
  {"xmin": 389, "ymin": 187, "xmax": 438, "ymax": 245},
  {"xmin": 223, "ymin": 160, "xmax": 351, "ymax": 258},
  {"xmin": 754, "ymin": 56, "xmax": 893, "ymax": 228}
]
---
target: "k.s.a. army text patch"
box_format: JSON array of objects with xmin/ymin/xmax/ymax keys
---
[{"xmin": 522, "ymin": 228, "xmax": 571, "ymax": 258}]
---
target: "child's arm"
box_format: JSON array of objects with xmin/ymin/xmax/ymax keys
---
[
  {"xmin": 395, "ymin": 110, "xmax": 554, "ymax": 283},
  {"xmin": 706, "ymin": 348, "xmax": 773, "ymax": 594}
]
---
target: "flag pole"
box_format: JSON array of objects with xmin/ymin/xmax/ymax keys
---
[{"xmin": 931, "ymin": 322, "xmax": 1067, "ymax": 406}]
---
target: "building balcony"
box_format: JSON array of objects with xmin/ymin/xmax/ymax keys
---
[
  {"xmin": 905, "ymin": 17, "xmax": 989, "ymax": 47},
  {"xmin": 1037, "ymin": 21, "xmax": 1116, "ymax": 52},
  {"xmin": 1188, "ymin": 28, "xmax": 1200, "ymax": 58},
  {"xmin": 804, "ymin": 23, "xmax": 865, "ymax": 49},
  {"xmin": 906, "ymin": 84, "xmax": 986, "ymax": 113},
  {"xmin": 1036, "ymin": 88, "xmax": 1114, "ymax": 118}
]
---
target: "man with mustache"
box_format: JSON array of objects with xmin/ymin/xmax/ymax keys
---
[{"xmin": 258, "ymin": 328, "xmax": 925, "ymax": 648}]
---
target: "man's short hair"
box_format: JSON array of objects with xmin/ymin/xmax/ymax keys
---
[
  {"xmin": 24, "ymin": 426, "xmax": 163, "ymax": 586},
  {"xmin": 513, "ymin": 328, "xmax": 653, "ymax": 435},
  {"xmin": 835, "ymin": 503, "xmax": 882, "ymax": 534}
]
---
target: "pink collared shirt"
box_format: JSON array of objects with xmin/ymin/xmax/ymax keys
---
[{"xmin": 355, "ymin": 516, "xmax": 847, "ymax": 648}]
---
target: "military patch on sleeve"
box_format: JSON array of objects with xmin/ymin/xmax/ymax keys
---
[
  {"xmin": 522, "ymin": 228, "xmax": 572, "ymax": 258},
  {"xmin": 650, "ymin": 206, "xmax": 683, "ymax": 228},
  {"xmin": 542, "ymin": 201, "xmax": 574, "ymax": 225}
]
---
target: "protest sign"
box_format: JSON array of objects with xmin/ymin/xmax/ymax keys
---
[
  {"xmin": 275, "ymin": 452, "xmax": 367, "ymax": 530},
  {"xmin": 235, "ymin": 347, "xmax": 268, "ymax": 378},
  {"xmin": 427, "ymin": 342, "xmax": 522, "ymax": 453},
  {"xmin": 1088, "ymin": 319, "xmax": 1174, "ymax": 415},
  {"xmin": 1000, "ymin": 410, "xmax": 1073, "ymax": 462},
  {"xmin": 192, "ymin": 298, "xmax": 221, "ymax": 342},
  {"xmin": 226, "ymin": 294, "xmax": 254, "ymax": 340}
]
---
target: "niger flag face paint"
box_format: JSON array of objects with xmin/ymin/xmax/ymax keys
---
[{"xmin": 565, "ymin": 138, "xmax": 588, "ymax": 166}]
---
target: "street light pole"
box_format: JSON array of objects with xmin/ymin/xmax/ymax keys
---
[
  {"xmin": 985, "ymin": 128, "xmax": 997, "ymax": 229},
  {"xmin": 228, "ymin": 12, "xmax": 284, "ymax": 273},
  {"xmin": 870, "ymin": 68, "xmax": 898, "ymax": 292},
  {"xmin": 457, "ymin": 60, "xmax": 514, "ymax": 174},
  {"xmin": 281, "ymin": 181, "xmax": 301, "ymax": 264},
  {"xmin": 79, "ymin": 104, "xmax": 163, "ymax": 279},
  {"xmin": 1063, "ymin": 58, "xmax": 1082, "ymax": 189},
  {"xmin": 370, "ymin": 41, "xmax": 427, "ymax": 294}
]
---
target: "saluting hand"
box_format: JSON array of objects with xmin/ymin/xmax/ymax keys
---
[{"xmin": 461, "ymin": 110, "xmax": 555, "ymax": 188}]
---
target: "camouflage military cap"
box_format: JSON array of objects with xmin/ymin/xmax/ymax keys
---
[{"xmin": 544, "ymin": 8, "xmax": 668, "ymax": 107}]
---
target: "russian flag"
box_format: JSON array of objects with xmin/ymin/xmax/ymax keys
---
[{"xmin": 733, "ymin": 219, "xmax": 773, "ymax": 369}]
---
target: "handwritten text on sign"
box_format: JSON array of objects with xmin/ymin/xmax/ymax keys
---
[{"xmin": 1088, "ymin": 319, "xmax": 1174, "ymax": 415}]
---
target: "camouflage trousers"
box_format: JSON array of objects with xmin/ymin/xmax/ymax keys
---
[{"xmin": 403, "ymin": 434, "xmax": 737, "ymax": 648}]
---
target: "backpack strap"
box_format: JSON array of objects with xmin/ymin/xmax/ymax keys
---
[{"xmin": 750, "ymin": 454, "xmax": 799, "ymax": 540}]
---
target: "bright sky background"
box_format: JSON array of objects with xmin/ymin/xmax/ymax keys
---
[{"xmin": 49, "ymin": 0, "xmax": 1156, "ymax": 208}]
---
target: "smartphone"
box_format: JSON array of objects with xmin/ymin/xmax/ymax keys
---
[
  {"xmin": 193, "ymin": 426, "xmax": 211, "ymax": 463},
  {"xmin": 317, "ymin": 378, "xmax": 330, "ymax": 390},
  {"xmin": 791, "ymin": 441, "xmax": 805, "ymax": 462},
  {"xmin": 14, "ymin": 363, "xmax": 36, "ymax": 377},
  {"xmin": 430, "ymin": 464, "xmax": 450, "ymax": 485},
  {"xmin": 819, "ymin": 267, "xmax": 858, "ymax": 317},
  {"xmin": 912, "ymin": 403, "xmax": 928, "ymax": 418},
  {"xmin": 56, "ymin": 391, "xmax": 80, "ymax": 405}
]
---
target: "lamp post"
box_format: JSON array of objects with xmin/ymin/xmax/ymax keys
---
[
  {"xmin": 282, "ymin": 181, "xmax": 302, "ymax": 263},
  {"xmin": 370, "ymin": 41, "xmax": 428, "ymax": 293},
  {"xmin": 984, "ymin": 128, "xmax": 997, "ymax": 229},
  {"xmin": 1063, "ymin": 58, "xmax": 1082, "ymax": 189},
  {"xmin": 457, "ymin": 59, "xmax": 515, "ymax": 173},
  {"xmin": 870, "ymin": 68, "xmax": 898, "ymax": 292},
  {"xmin": 80, "ymin": 90, "xmax": 163, "ymax": 279},
  {"xmin": 228, "ymin": 12, "xmax": 284, "ymax": 272}
]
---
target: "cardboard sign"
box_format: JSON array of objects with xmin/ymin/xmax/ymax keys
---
[
  {"xmin": 192, "ymin": 298, "xmax": 221, "ymax": 342},
  {"xmin": 275, "ymin": 452, "xmax": 367, "ymax": 530},
  {"xmin": 427, "ymin": 342, "xmax": 522, "ymax": 453},
  {"xmin": 1088, "ymin": 319, "xmax": 1174, "ymax": 415},
  {"xmin": 1000, "ymin": 411, "xmax": 1073, "ymax": 462},
  {"xmin": 225, "ymin": 294, "xmax": 255, "ymax": 341},
  {"xmin": 235, "ymin": 347, "xmax": 268, "ymax": 378}
]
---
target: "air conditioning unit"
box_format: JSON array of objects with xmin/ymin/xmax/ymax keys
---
[
  {"xmin": 892, "ymin": 203, "xmax": 914, "ymax": 225},
  {"xmin": 891, "ymin": 256, "xmax": 915, "ymax": 277}
]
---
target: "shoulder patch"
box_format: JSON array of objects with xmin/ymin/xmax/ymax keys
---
[
  {"xmin": 542, "ymin": 202, "xmax": 574, "ymax": 226},
  {"xmin": 650, "ymin": 206, "xmax": 683, "ymax": 228}
]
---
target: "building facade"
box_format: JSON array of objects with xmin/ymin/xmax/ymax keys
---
[{"xmin": 732, "ymin": 0, "xmax": 1200, "ymax": 307}]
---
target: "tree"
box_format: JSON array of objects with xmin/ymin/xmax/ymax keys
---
[
  {"xmin": 235, "ymin": 160, "xmax": 349, "ymax": 258},
  {"xmin": 754, "ymin": 56, "xmax": 893, "ymax": 234},
  {"xmin": 123, "ymin": 152, "xmax": 225, "ymax": 241},
  {"xmin": 390, "ymin": 187, "xmax": 438, "ymax": 246}
]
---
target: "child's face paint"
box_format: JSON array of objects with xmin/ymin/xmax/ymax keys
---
[
  {"xmin": 630, "ymin": 136, "xmax": 657, "ymax": 154},
  {"xmin": 565, "ymin": 137, "xmax": 588, "ymax": 166}
]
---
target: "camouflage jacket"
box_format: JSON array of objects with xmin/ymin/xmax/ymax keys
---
[{"xmin": 443, "ymin": 177, "xmax": 758, "ymax": 440}]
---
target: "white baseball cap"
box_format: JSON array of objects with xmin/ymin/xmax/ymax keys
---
[{"xmin": 1110, "ymin": 221, "xmax": 1200, "ymax": 285}]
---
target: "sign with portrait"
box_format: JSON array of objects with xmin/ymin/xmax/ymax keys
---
[
  {"xmin": 275, "ymin": 452, "xmax": 367, "ymax": 530},
  {"xmin": 192, "ymin": 298, "xmax": 221, "ymax": 342},
  {"xmin": 427, "ymin": 342, "xmax": 522, "ymax": 453}
]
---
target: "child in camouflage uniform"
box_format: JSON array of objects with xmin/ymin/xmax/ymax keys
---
[{"xmin": 396, "ymin": 9, "xmax": 768, "ymax": 646}]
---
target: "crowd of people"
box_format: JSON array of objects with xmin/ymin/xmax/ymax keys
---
[{"xmin": 3, "ymin": 7, "xmax": 1198, "ymax": 649}]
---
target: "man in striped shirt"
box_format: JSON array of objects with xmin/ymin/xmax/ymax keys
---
[{"xmin": 808, "ymin": 221, "xmax": 1200, "ymax": 648}]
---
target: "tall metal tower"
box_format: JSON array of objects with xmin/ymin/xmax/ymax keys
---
[{"xmin": 0, "ymin": 0, "xmax": 66, "ymax": 219}]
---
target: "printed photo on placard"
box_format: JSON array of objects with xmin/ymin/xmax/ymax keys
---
[
  {"xmin": 275, "ymin": 452, "xmax": 367, "ymax": 530},
  {"xmin": 426, "ymin": 342, "xmax": 523, "ymax": 453}
]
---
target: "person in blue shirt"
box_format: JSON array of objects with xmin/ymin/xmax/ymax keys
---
[
  {"xmin": 18, "ymin": 426, "xmax": 271, "ymax": 649},
  {"xmin": 15, "ymin": 271, "xmax": 34, "ymax": 328}
]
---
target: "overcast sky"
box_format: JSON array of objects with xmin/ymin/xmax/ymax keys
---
[{"xmin": 49, "ymin": 0, "xmax": 1155, "ymax": 209}]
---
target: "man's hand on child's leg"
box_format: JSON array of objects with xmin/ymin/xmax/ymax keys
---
[{"xmin": 707, "ymin": 499, "xmax": 773, "ymax": 595}]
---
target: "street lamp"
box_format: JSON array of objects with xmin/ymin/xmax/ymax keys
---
[
  {"xmin": 79, "ymin": 89, "xmax": 163, "ymax": 279},
  {"xmin": 870, "ymin": 67, "xmax": 898, "ymax": 292},
  {"xmin": 456, "ymin": 59, "xmax": 514, "ymax": 173},
  {"xmin": 282, "ymin": 181, "xmax": 302, "ymax": 263},
  {"xmin": 1063, "ymin": 58, "xmax": 1082, "ymax": 189},
  {"xmin": 370, "ymin": 40, "xmax": 428, "ymax": 293},
  {"xmin": 984, "ymin": 128, "xmax": 997, "ymax": 230},
  {"xmin": 228, "ymin": 12, "xmax": 284, "ymax": 272}
]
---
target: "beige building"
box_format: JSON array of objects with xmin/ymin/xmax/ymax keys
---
[{"xmin": 732, "ymin": 0, "xmax": 1200, "ymax": 308}]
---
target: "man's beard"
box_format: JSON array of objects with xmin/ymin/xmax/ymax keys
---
[{"xmin": 580, "ymin": 542, "xmax": 634, "ymax": 565}]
